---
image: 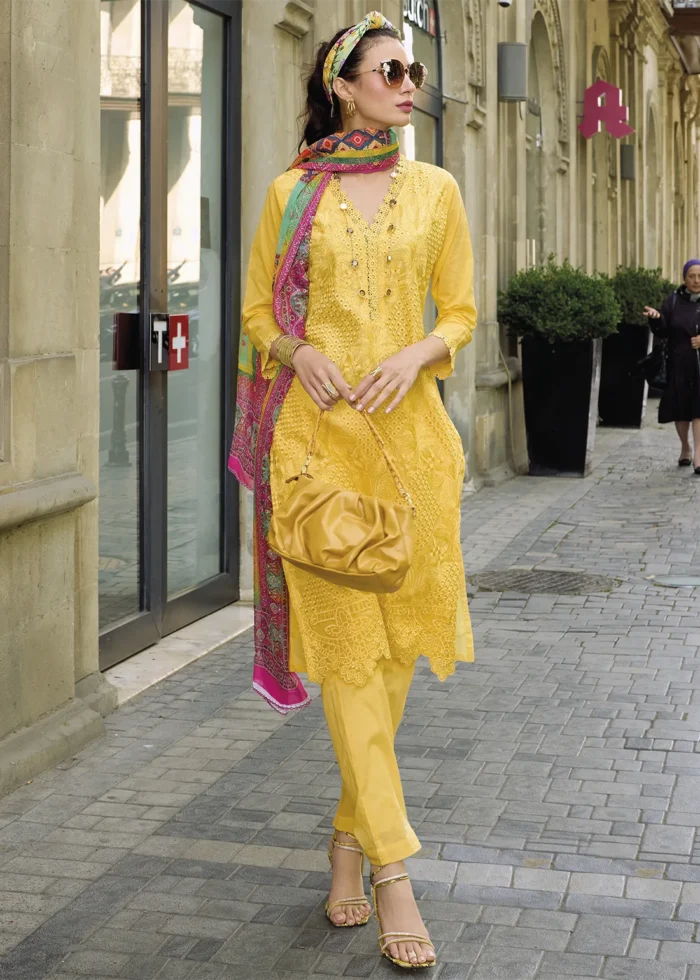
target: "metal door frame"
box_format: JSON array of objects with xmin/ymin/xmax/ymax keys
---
[{"xmin": 99, "ymin": 0, "xmax": 242, "ymax": 670}]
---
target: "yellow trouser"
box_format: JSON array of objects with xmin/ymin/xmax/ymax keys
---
[{"xmin": 321, "ymin": 657, "xmax": 421, "ymax": 866}]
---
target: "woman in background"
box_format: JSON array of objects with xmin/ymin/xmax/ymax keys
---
[{"xmin": 644, "ymin": 259, "xmax": 700, "ymax": 471}]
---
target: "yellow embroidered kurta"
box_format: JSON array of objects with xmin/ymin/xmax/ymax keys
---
[{"xmin": 243, "ymin": 157, "xmax": 476, "ymax": 687}]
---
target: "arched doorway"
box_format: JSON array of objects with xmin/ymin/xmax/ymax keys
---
[
  {"xmin": 526, "ymin": 12, "xmax": 558, "ymax": 266},
  {"xmin": 646, "ymin": 108, "xmax": 659, "ymax": 268},
  {"xmin": 591, "ymin": 48, "xmax": 612, "ymax": 273},
  {"xmin": 674, "ymin": 125, "xmax": 685, "ymax": 275}
]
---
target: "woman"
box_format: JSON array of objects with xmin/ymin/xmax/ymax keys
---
[
  {"xmin": 644, "ymin": 259, "xmax": 700, "ymax": 471},
  {"xmin": 229, "ymin": 12, "xmax": 476, "ymax": 970}
]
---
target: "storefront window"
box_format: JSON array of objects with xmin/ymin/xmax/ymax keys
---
[{"xmin": 403, "ymin": 0, "xmax": 441, "ymax": 167}]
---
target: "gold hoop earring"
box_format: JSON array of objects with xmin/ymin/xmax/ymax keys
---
[{"xmin": 346, "ymin": 99, "xmax": 356, "ymax": 117}]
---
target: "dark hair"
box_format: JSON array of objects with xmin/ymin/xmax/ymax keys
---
[{"xmin": 299, "ymin": 24, "xmax": 401, "ymax": 149}]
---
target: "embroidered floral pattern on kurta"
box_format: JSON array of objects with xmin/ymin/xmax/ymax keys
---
[{"xmin": 243, "ymin": 158, "xmax": 477, "ymax": 686}]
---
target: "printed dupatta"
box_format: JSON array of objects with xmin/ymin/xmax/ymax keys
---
[{"xmin": 228, "ymin": 129, "xmax": 401, "ymax": 714}]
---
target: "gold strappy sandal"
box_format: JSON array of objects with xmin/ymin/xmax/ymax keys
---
[
  {"xmin": 370, "ymin": 865, "xmax": 436, "ymax": 969},
  {"xmin": 325, "ymin": 831, "xmax": 372, "ymax": 928}
]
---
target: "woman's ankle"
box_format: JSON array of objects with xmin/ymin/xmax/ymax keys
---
[{"xmin": 370, "ymin": 860, "xmax": 405, "ymax": 878}]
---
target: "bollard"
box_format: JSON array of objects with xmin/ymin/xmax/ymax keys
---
[{"xmin": 107, "ymin": 372, "xmax": 131, "ymax": 467}]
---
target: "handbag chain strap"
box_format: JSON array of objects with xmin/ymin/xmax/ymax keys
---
[{"xmin": 300, "ymin": 409, "xmax": 416, "ymax": 514}]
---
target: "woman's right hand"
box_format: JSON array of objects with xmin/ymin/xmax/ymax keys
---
[
  {"xmin": 643, "ymin": 306, "xmax": 661, "ymax": 320},
  {"xmin": 291, "ymin": 345, "xmax": 353, "ymax": 411}
]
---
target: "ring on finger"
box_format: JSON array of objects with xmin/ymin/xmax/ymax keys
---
[
  {"xmin": 369, "ymin": 366, "xmax": 382, "ymax": 379},
  {"xmin": 322, "ymin": 381, "xmax": 338, "ymax": 398}
]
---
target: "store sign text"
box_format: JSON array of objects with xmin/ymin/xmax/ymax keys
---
[
  {"xmin": 578, "ymin": 80, "xmax": 634, "ymax": 139},
  {"xmin": 404, "ymin": 0, "xmax": 436, "ymax": 37}
]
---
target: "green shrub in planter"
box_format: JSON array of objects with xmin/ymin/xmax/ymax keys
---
[
  {"xmin": 598, "ymin": 267, "xmax": 676, "ymax": 427},
  {"xmin": 498, "ymin": 260, "xmax": 621, "ymax": 476},
  {"xmin": 498, "ymin": 259, "xmax": 621, "ymax": 343},
  {"xmin": 608, "ymin": 266, "xmax": 675, "ymax": 326}
]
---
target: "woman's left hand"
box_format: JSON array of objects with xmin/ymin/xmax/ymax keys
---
[
  {"xmin": 691, "ymin": 336, "xmax": 700, "ymax": 350},
  {"xmin": 351, "ymin": 346, "xmax": 424, "ymax": 415}
]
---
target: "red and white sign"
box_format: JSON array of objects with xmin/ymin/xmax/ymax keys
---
[
  {"xmin": 168, "ymin": 314, "xmax": 189, "ymax": 371},
  {"xmin": 578, "ymin": 80, "xmax": 634, "ymax": 140}
]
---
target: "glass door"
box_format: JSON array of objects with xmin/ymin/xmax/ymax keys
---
[{"xmin": 98, "ymin": 0, "xmax": 241, "ymax": 669}]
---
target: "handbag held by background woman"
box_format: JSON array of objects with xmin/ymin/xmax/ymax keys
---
[{"xmin": 267, "ymin": 411, "xmax": 415, "ymax": 594}]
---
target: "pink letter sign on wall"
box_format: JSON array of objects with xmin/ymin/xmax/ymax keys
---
[{"xmin": 578, "ymin": 80, "xmax": 635, "ymax": 139}]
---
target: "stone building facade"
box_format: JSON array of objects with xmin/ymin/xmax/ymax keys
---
[{"xmin": 0, "ymin": 0, "xmax": 699, "ymax": 791}]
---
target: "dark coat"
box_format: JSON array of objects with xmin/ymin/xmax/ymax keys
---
[{"xmin": 652, "ymin": 289, "xmax": 700, "ymax": 423}]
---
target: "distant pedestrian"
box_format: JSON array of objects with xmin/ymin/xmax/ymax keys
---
[
  {"xmin": 643, "ymin": 258, "xmax": 700, "ymax": 471},
  {"xmin": 229, "ymin": 11, "xmax": 477, "ymax": 971}
]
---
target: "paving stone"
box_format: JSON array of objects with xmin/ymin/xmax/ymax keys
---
[
  {"xmin": 80, "ymin": 927, "xmax": 166, "ymax": 954},
  {"xmin": 453, "ymin": 884, "xmax": 562, "ymax": 909},
  {"xmin": 565, "ymin": 894, "xmax": 675, "ymax": 918},
  {"xmin": 185, "ymin": 938, "xmax": 226, "ymax": 961},
  {"xmin": 659, "ymin": 941, "xmax": 700, "ymax": 963},
  {"xmin": 158, "ymin": 935, "xmax": 198, "ymax": 958},
  {"xmin": 468, "ymin": 945, "xmax": 542, "ymax": 979},
  {"xmin": 540, "ymin": 951, "xmax": 603, "ymax": 975},
  {"xmin": 569, "ymin": 914, "xmax": 634, "ymax": 954},
  {"xmin": 603, "ymin": 959, "xmax": 688, "ymax": 979},
  {"xmin": 455, "ymin": 863, "xmax": 512, "ymax": 887},
  {"xmin": 214, "ymin": 923, "xmax": 298, "ymax": 967}
]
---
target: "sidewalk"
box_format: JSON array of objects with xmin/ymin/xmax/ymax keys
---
[{"xmin": 3, "ymin": 416, "xmax": 700, "ymax": 979}]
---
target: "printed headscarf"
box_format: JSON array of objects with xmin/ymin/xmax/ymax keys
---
[
  {"xmin": 683, "ymin": 258, "xmax": 700, "ymax": 279},
  {"xmin": 323, "ymin": 11, "xmax": 395, "ymax": 103}
]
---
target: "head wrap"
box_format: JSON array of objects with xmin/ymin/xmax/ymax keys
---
[
  {"xmin": 684, "ymin": 259, "xmax": 700, "ymax": 279},
  {"xmin": 322, "ymin": 11, "xmax": 395, "ymax": 104}
]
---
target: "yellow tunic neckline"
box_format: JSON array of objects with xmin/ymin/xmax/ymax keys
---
[{"xmin": 330, "ymin": 155, "xmax": 408, "ymax": 233}]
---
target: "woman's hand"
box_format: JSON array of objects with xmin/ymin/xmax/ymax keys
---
[
  {"xmin": 291, "ymin": 345, "xmax": 352, "ymax": 412},
  {"xmin": 691, "ymin": 336, "xmax": 700, "ymax": 350},
  {"xmin": 351, "ymin": 342, "xmax": 435, "ymax": 415},
  {"xmin": 643, "ymin": 306, "xmax": 661, "ymax": 320}
]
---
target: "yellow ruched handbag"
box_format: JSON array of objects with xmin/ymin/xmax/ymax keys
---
[{"xmin": 267, "ymin": 410, "xmax": 415, "ymax": 594}]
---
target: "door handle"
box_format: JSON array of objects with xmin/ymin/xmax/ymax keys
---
[
  {"xmin": 149, "ymin": 313, "xmax": 190, "ymax": 372},
  {"xmin": 150, "ymin": 314, "xmax": 169, "ymax": 373}
]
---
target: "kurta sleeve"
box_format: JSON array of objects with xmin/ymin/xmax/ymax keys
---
[
  {"xmin": 241, "ymin": 179, "xmax": 286, "ymax": 379},
  {"xmin": 429, "ymin": 177, "xmax": 478, "ymax": 380}
]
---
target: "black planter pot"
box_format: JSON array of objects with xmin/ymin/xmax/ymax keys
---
[
  {"xmin": 521, "ymin": 336, "xmax": 602, "ymax": 477},
  {"xmin": 598, "ymin": 323, "xmax": 651, "ymax": 428}
]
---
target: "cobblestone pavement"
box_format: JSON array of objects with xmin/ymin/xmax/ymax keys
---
[{"xmin": 4, "ymin": 417, "xmax": 700, "ymax": 979}]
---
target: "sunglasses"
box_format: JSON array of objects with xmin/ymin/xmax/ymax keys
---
[{"xmin": 358, "ymin": 59, "xmax": 428, "ymax": 89}]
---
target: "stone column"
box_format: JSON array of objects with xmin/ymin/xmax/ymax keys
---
[{"xmin": 0, "ymin": 0, "xmax": 116, "ymax": 798}]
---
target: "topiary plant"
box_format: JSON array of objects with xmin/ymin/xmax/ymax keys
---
[
  {"xmin": 498, "ymin": 259, "xmax": 622, "ymax": 343},
  {"xmin": 609, "ymin": 266, "xmax": 676, "ymax": 326}
]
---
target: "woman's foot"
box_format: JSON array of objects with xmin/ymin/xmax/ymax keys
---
[
  {"xmin": 371, "ymin": 861, "xmax": 435, "ymax": 966},
  {"xmin": 327, "ymin": 831, "xmax": 372, "ymax": 926}
]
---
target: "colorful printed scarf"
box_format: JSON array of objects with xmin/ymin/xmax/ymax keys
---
[
  {"xmin": 323, "ymin": 11, "xmax": 395, "ymax": 103},
  {"xmin": 228, "ymin": 128, "xmax": 400, "ymax": 714}
]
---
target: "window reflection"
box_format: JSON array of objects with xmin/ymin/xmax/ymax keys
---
[
  {"xmin": 166, "ymin": 0, "xmax": 224, "ymax": 597},
  {"xmin": 98, "ymin": 0, "xmax": 141, "ymax": 629}
]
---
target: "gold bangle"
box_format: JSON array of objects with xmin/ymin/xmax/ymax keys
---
[{"xmin": 275, "ymin": 336, "xmax": 309, "ymax": 369}]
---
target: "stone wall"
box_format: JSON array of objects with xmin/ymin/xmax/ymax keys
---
[{"xmin": 0, "ymin": 0, "xmax": 116, "ymax": 797}]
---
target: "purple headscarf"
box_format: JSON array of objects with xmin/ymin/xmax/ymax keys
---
[{"xmin": 683, "ymin": 259, "xmax": 700, "ymax": 279}]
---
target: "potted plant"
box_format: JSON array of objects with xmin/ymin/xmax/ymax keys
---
[
  {"xmin": 499, "ymin": 259, "xmax": 621, "ymax": 476},
  {"xmin": 598, "ymin": 266, "xmax": 676, "ymax": 427}
]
